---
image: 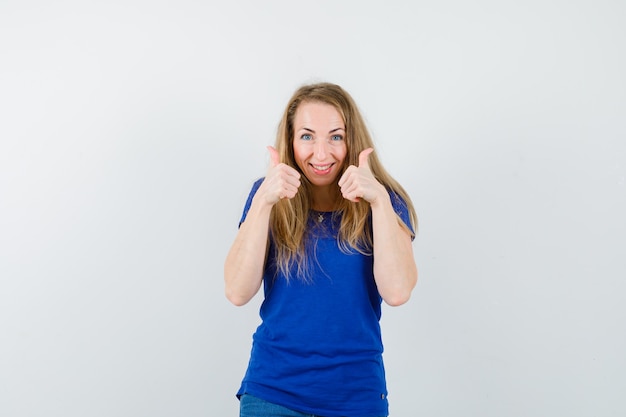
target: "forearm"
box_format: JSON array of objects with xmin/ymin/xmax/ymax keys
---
[
  {"xmin": 224, "ymin": 198, "xmax": 273, "ymax": 306},
  {"xmin": 370, "ymin": 194, "xmax": 418, "ymax": 306},
  {"xmin": 225, "ymin": 154, "xmax": 301, "ymax": 305}
]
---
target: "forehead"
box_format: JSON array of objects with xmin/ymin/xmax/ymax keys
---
[{"xmin": 293, "ymin": 101, "xmax": 345, "ymax": 127}]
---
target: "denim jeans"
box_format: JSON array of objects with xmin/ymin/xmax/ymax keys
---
[{"xmin": 239, "ymin": 393, "xmax": 387, "ymax": 417}]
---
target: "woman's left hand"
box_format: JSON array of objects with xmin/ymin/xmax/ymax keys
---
[
  {"xmin": 340, "ymin": 147, "xmax": 417, "ymax": 306},
  {"xmin": 338, "ymin": 148, "xmax": 386, "ymax": 204}
]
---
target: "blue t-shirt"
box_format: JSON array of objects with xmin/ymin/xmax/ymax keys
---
[{"xmin": 236, "ymin": 179, "xmax": 413, "ymax": 417}]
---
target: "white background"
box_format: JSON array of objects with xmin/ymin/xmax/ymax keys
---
[{"xmin": 1, "ymin": 1, "xmax": 625, "ymax": 416}]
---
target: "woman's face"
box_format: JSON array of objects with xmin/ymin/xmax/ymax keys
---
[{"xmin": 292, "ymin": 101, "xmax": 347, "ymax": 188}]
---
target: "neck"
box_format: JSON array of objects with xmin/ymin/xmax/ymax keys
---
[{"xmin": 310, "ymin": 184, "xmax": 340, "ymax": 211}]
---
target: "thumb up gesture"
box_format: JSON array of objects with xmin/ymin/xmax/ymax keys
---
[
  {"xmin": 338, "ymin": 148, "xmax": 384, "ymax": 204},
  {"xmin": 258, "ymin": 146, "xmax": 301, "ymax": 205}
]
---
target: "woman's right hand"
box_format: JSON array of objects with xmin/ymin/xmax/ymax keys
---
[
  {"xmin": 224, "ymin": 146, "xmax": 300, "ymax": 306},
  {"xmin": 259, "ymin": 146, "xmax": 301, "ymax": 205}
]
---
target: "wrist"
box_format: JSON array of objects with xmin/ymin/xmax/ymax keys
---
[{"xmin": 368, "ymin": 187, "xmax": 391, "ymax": 210}]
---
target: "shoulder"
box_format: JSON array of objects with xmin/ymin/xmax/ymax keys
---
[
  {"xmin": 251, "ymin": 177, "xmax": 265, "ymax": 192},
  {"xmin": 386, "ymin": 189, "xmax": 415, "ymax": 238},
  {"xmin": 387, "ymin": 189, "xmax": 409, "ymax": 213},
  {"xmin": 239, "ymin": 178, "xmax": 265, "ymax": 226},
  {"xmin": 244, "ymin": 177, "xmax": 265, "ymax": 200}
]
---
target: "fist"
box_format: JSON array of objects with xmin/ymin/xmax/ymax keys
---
[
  {"xmin": 338, "ymin": 148, "xmax": 384, "ymax": 203},
  {"xmin": 260, "ymin": 146, "xmax": 301, "ymax": 205}
]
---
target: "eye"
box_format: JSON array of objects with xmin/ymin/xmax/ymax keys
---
[
  {"xmin": 300, "ymin": 134, "xmax": 313, "ymax": 141},
  {"xmin": 331, "ymin": 135, "xmax": 343, "ymax": 141}
]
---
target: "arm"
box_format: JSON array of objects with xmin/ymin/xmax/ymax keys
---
[
  {"xmin": 369, "ymin": 193, "xmax": 418, "ymax": 306},
  {"xmin": 224, "ymin": 147, "xmax": 301, "ymax": 306},
  {"xmin": 224, "ymin": 194, "xmax": 273, "ymax": 306},
  {"xmin": 338, "ymin": 148, "xmax": 417, "ymax": 306}
]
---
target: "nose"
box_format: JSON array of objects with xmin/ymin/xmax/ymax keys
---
[{"xmin": 315, "ymin": 140, "xmax": 329, "ymax": 160}]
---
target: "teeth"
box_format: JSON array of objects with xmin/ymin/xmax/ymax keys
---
[{"xmin": 313, "ymin": 164, "xmax": 331, "ymax": 170}]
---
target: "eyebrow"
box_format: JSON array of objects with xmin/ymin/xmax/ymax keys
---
[{"xmin": 300, "ymin": 127, "xmax": 345, "ymax": 133}]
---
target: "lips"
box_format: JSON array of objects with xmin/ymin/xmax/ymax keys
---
[
  {"xmin": 310, "ymin": 163, "xmax": 333, "ymax": 175},
  {"xmin": 312, "ymin": 164, "xmax": 332, "ymax": 170}
]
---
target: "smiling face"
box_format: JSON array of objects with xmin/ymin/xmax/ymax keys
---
[{"xmin": 292, "ymin": 101, "xmax": 347, "ymax": 189}]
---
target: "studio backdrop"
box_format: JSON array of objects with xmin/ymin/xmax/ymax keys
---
[{"xmin": 1, "ymin": 1, "xmax": 624, "ymax": 416}]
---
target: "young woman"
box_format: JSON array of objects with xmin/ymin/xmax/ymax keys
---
[{"xmin": 224, "ymin": 82, "xmax": 418, "ymax": 417}]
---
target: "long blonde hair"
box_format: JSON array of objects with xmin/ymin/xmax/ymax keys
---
[{"xmin": 270, "ymin": 82, "xmax": 417, "ymax": 280}]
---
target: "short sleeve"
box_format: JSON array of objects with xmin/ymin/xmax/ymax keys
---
[
  {"xmin": 389, "ymin": 190, "xmax": 415, "ymax": 241},
  {"xmin": 239, "ymin": 178, "xmax": 264, "ymax": 227}
]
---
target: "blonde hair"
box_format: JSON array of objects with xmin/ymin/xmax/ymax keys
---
[{"xmin": 270, "ymin": 82, "xmax": 417, "ymax": 280}]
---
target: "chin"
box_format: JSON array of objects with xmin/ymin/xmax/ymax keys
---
[{"xmin": 308, "ymin": 177, "xmax": 338, "ymax": 187}]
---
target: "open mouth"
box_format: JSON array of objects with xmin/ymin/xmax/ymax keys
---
[{"xmin": 310, "ymin": 163, "xmax": 333, "ymax": 175}]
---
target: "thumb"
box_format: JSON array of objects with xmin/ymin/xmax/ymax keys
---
[
  {"xmin": 267, "ymin": 146, "xmax": 280, "ymax": 167},
  {"xmin": 358, "ymin": 148, "xmax": 374, "ymax": 169}
]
